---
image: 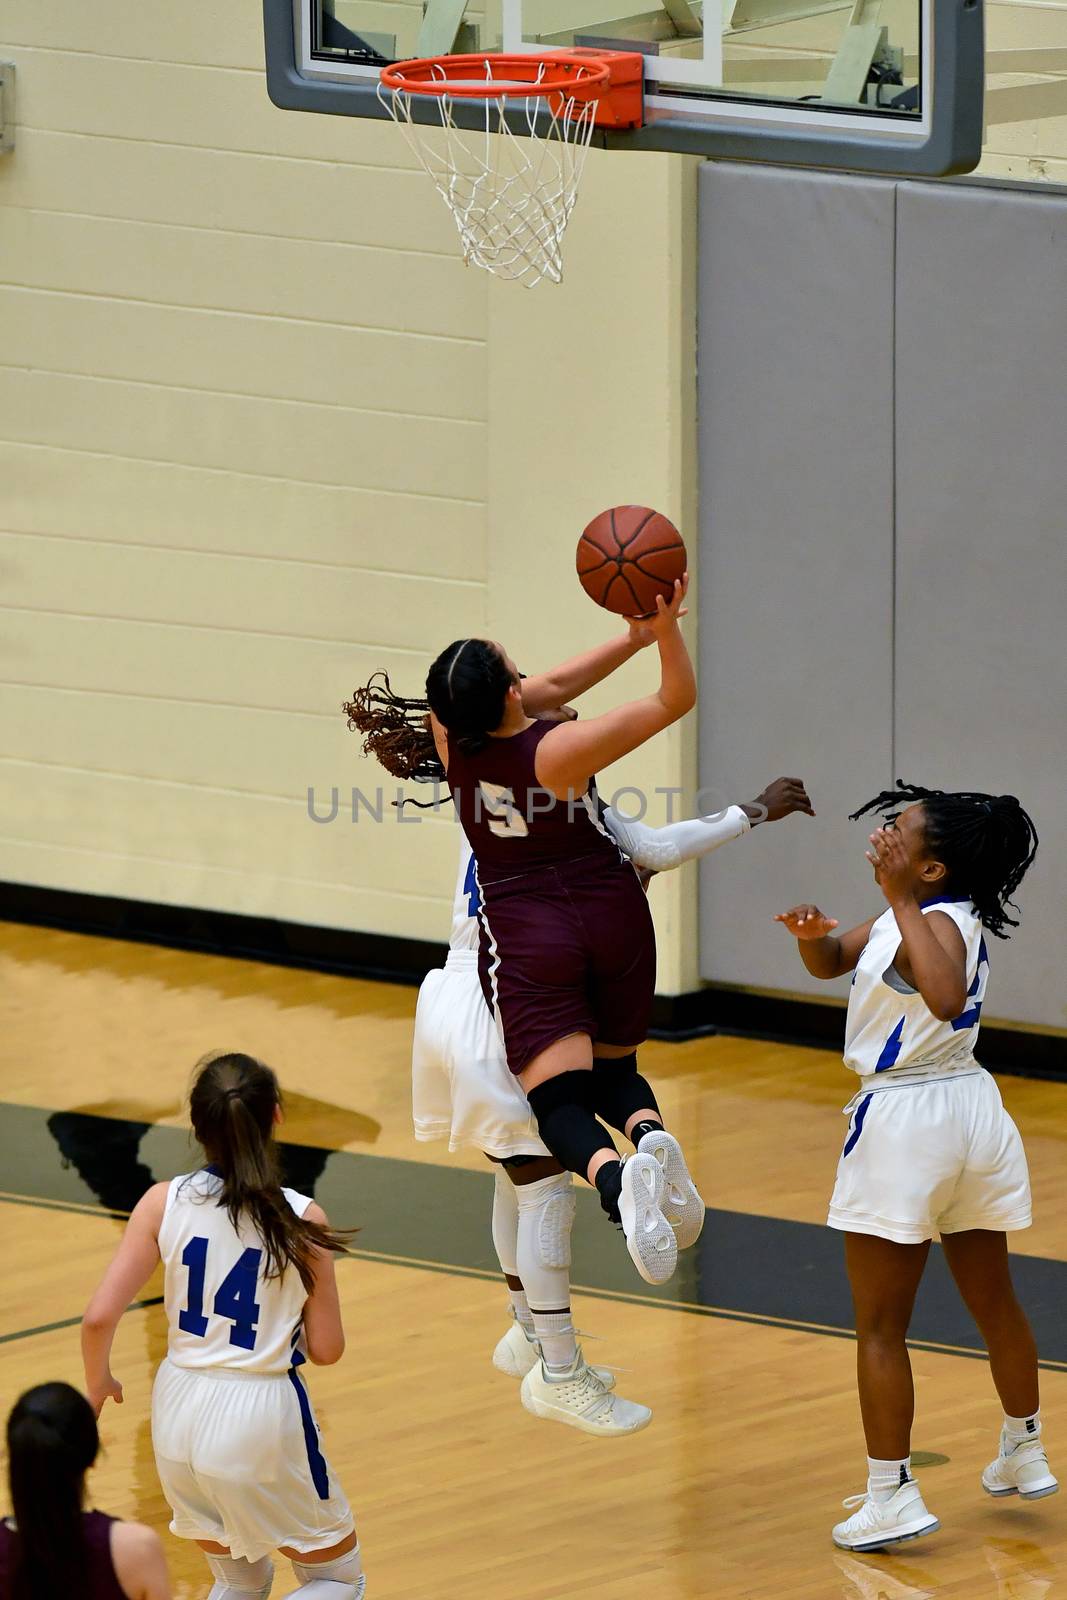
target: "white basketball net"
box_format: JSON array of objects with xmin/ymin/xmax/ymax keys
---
[{"xmin": 378, "ymin": 62, "xmax": 600, "ymax": 288}]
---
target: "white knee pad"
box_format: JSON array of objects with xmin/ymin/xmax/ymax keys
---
[
  {"xmin": 287, "ymin": 1544, "xmax": 365, "ymax": 1599},
  {"xmin": 491, "ymin": 1168, "xmax": 520, "ymax": 1277},
  {"xmin": 206, "ymin": 1553, "xmax": 274, "ymax": 1600},
  {"xmin": 515, "ymin": 1172, "xmax": 575, "ymax": 1309}
]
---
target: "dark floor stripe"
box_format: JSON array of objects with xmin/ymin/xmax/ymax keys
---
[
  {"xmin": 2, "ymin": 1101, "xmax": 1065, "ymax": 1366},
  {"xmin": 0, "ymin": 1297, "xmax": 164, "ymax": 1347}
]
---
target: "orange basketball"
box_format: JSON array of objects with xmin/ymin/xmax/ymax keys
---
[{"xmin": 576, "ymin": 505, "xmax": 687, "ymax": 617}]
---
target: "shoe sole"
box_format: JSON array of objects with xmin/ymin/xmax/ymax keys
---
[
  {"xmin": 520, "ymin": 1382, "xmax": 652, "ymax": 1437},
  {"xmin": 983, "ymin": 1479, "xmax": 1059, "ymax": 1500},
  {"xmin": 833, "ymin": 1515, "xmax": 940, "ymax": 1552},
  {"xmin": 638, "ymin": 1130, "xmax": 705, "ymax": 1249},
  {"xmin": 619, "ymin": 1154, "xmax": 677, "ymax": 1285}
]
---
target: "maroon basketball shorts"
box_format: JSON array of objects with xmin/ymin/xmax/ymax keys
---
[{"xmin": 476, "ymin": 853, "xmax": 657, "ymax": 1075}]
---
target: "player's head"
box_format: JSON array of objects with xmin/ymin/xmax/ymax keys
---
[
  {"xmin": 6, "ymin": 1381, "xmax": 99, "ymax": 1599},
  {"xmin": 850, "ymin": 782, "xmax": 1039, "ymax": 938},
  {"xmin": 343, "ymin": 669, "xmax": 443, "ymax": 785},
  {"xmin": 191, "ymin": 1049, "xmax": 281, "ymax": 1162},
  {"xmin": 426, "ymin": 638, "xmax": 520, "ymax": 755},
  {"xmin": 189, "ymin": 1051, "xmax": 348, "ymax": 1288}
]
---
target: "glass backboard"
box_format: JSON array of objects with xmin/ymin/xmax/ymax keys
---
[{"xmin": 264, "ymin": 0, "xmax": 984, "ymax": 173}]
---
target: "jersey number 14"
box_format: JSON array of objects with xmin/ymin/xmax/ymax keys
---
[{"xmin": 179, "ymin": 1237, "xmax": 262, "ymax": 1351}]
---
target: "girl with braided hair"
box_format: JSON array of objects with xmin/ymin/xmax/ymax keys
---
[
  {"xmin": 776, "ymin": 782, "xmax": 1055, "ymax": 1553},
  {"xmin": 346, "ymin": 641, "xmax": 812, "ymax": 1436}
]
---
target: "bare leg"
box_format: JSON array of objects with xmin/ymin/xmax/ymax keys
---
[
  {"xmin": 844, "ymin": 1233, "xmax": 931, "ymax": 1459},
  {"xmin": 940, "ymin": 1230, "xmax": 1040, "ymax": 1416}
]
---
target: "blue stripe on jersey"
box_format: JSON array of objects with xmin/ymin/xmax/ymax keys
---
[
  {"xmin": 462, "ymin": 850, "xmax": 480, "ymax": 916},
  {"xmin": 874, "ymin": 1016, "xmax": 905, "ymax": 1072},
  {"xmin": 843, "ymin": 1093, "xmax": 873, "ymax": 1157},
  {"xmin": 951, "ymin": 957, "xmax": 986, "ymax": 1032},
  {"xmin": 287, "ymin": 1363, "xmax": 331, "ymax": 1500}
]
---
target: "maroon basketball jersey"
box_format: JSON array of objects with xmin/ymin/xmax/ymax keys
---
[
  {"xmin": 446, "ymin": 721, "xmax": 621, "ymax": 885},
  {"xmin": 0, "ymin": 1511, "xmax": 128, "ymax": 1600}
]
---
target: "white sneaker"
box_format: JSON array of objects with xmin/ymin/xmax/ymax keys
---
[
  {"xmin": 493, "ymin": 1320, "xmax": 541, "ymax": 1379},
  {"xmin": 618, "ymin": 1153, "xmax": 677, "ymax": 1285},
  {"xmin": 832, "ymin": 1480, "xmax": 939, "ymax": 1551},
  {"xmin": 492, "ymin": 1321, "xmax": 617, "ymax": 1388},
  {"xmin": 637, "ymin": 1129, "xmax": 705, "ymax": 1249},
  {"xmin": 520, "ymin": 1354, "xmax": 651, "ymax": 1436},
  {"xmin": 982, "ymin": 1432, "xmax": 1059, "ymax": 1500}
]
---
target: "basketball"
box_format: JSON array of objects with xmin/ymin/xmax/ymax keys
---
[{"xmin": 576, "ymin": 505, "xmax": 687, "ymax": 617}]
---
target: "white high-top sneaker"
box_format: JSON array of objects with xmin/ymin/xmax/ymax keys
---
[
  {"xmin": 520, "ymin": 1354, "xmax": 651, "ymax": 1436},
  {"xmin": 492, "ymin": 1320, "xmax": 617, "ymax": 1388},
  {"xmin": 637, "ymin": 1129, "xmax": 705, "ymax": 1249},
  {"xmin": 982, "ymin": 1431, "xmax": 1059, "ymax": 1500},
  {"xmin": 618, "ymin": 1154, "xmax": 677, "ymax": 1285},
  {"xmin": 832, "ymin": 1480, "xmax": 939, "ymax": 1552},
  {"xmin": 492, "ymin": 1320, "xmax": 540, "ymax": 1378}
]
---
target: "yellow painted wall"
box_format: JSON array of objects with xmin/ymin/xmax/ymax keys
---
[{"xmin": 0, "ymin": 5, "xmax": 698, "ymax": 985}]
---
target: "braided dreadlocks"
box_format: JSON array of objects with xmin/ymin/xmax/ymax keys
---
[
  {"xmin": 342, "ymin": 671, "xmax": 443, "ymax": 786},
  {"xmin": 850, "ymin": 781, "xmax": 1038, "ymax": 940}
]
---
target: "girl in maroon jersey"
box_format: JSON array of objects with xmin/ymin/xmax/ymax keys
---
[
  {"xmin": 426, "ymin": 578, "xmax": 701, "ymax": 1289},
  {"xmin": 0, "ymin": 1383, "xmax": 170, "ymax": 1600}
]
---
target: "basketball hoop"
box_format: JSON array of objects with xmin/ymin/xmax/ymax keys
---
[{"xmin": 378, "ymin": 51, "xmax": 643, "ymax": 288}]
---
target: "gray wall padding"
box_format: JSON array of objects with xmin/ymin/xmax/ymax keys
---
[
  {"xmin": 697, "ymin": 163, "xmax": 896, "ymax": 1006},
  {"xmin": 697, "ymin": 163, "xmax": 1067, "ymax": 1030},
  {"xmin": 895, "ymin": 181, "xmax": 1067, "ymax": 1030}
]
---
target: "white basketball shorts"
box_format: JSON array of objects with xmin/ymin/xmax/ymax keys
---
[
  {"xmin": 152, "ymin": 1358, "xmax": 354, "ymax": 1563},
  {"xmin": 828, "ymin": 1066, "xmax": 1032, "ymax": 1245},
  {"xmin": 412, "ymin": 951, "xmax": 549, "ymax": 1159}
]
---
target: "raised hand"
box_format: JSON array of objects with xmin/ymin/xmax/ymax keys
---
[
  {"xmin": 866, "ymin": 825, "xmax": 913, "ymax": 903},
  {"xmin": 774, "ymin": 905, "xmax": 840, "ymax": 940},
  {"xmin": 638, "ymin": 574, "xmax": 689, "ymax": 638},
  {"xmin": 752, "ymin": 777, "xmax": 815, "ymax": 822}
]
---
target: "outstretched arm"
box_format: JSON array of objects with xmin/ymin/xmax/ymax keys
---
[
  {"xmin": 774, "ymin": 906, "xmax": 878, "ymax": 979},
  {"xmin": 535, "ymin": 580, "xmax": 695, "ymax": 797},
  {"xmin": 603, "ymin": 775, "xmax": 814, "ymax": 872},
  {"xmin": 519, "ymin": 622, "xmax": 653, "ymax": 715},
  {"xmin": 82, "ymin": 1182, "xmax": 167, "ymax": 1416}
]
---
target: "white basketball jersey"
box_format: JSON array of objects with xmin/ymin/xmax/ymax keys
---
[
  {"xmin": 158, "ymin": 1170, "xmax": 313, "ymax": 1374},
  {"xmin": 450, "ymin": 836, "xmax": 480, "ymax": 953},
  {"xmin": 844, "ymin": 898, "xmax": 989, "ymax": 1079}
]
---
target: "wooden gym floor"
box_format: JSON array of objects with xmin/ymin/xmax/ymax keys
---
[{"xmin": 0, "ymin": 918, "xmax": 1064, "ymax": 1600}]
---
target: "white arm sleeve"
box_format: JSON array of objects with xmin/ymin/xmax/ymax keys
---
[{"xmin": 602, "ymin": 803, "xmax": 750, "ymax": 871}]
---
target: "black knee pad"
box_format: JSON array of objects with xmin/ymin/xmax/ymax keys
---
[
  {"xmin": 526, "ymin": 1069, "xmax": 598, "ymax": 1119},
  {"xmin": 592, "ymin": 1051, "xmax": 638, "ymax": 1078},
  {"xmin": 589, "ymin": 1054, "xmax": 660, "ymax": 1138},
  {"xmin": 526, "ymin": 1072, "xmax": 615, "ymax": 1177}
]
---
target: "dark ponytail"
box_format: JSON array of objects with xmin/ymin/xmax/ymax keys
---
[
  {"xmin": 426, "ymin": 639, "xmax": 514, "ymax": 756},
  {"xmin": 850, "ymin": 781, "xmax": 1039, "ymax": 939},
  {"xmin": 189, "ymin": 1052, "xmax": 352, "ymax": 1291},
  {"xmin": 7, "ymin": 1382, "xmax": 97, "ymax": 1600}
]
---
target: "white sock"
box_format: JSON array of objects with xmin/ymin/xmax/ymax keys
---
[
  {"xmin": 867, "ymin": 1456, "xmax": 911, "ymax": 1502},
  {"xmin": 508, "ymin": 1287, "xmax": 536, "ymax": 1337},
  {"xmin": 601, "ymin": 804, "xmax": 749, "ymax": 871},
  {"xmin": 1004, "ymin": 1410, "xmax": 1041, "ymax": 1446},
  {"xmin": 531, "ymin": 1308, "xmax": 578, "ymax": 1374}
]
